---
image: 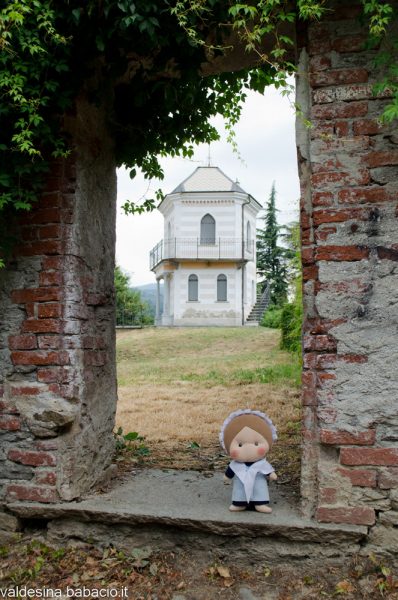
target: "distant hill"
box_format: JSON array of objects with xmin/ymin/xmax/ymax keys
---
[{"xmin": 133, "ymin": 282, "xmax": 163, "ymax": 317}]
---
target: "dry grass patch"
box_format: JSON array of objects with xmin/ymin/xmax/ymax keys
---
[{"xmin": 116, "ymin": 327, "xmax": 301, "ymax": 490}]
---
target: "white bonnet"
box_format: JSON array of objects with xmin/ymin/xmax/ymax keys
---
[{"xmin": 219, "ymin": 408, "xmax": 277, "ymax": 452}]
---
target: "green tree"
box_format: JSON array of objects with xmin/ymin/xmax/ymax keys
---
[
  {"xmin": 114, "ymin": 266, "xmax": 153, "ymax": 326},
  {"xmin": 0, "ymin": 0, "xmax": 396, "ymax": 261},
  {"xmin": 256, "ymin": 183, "xmax": 292, "ymax": 306},
  {"xmin": 280, "ymin": 221, "xmax": 303, "ymax": 355}
]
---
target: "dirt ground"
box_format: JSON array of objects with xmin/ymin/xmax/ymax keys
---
[
  {"xmin": 1, "ymin": 533, "xmax": 397, "ymax": 599},
  {"xmin": 115, "ymin": 328, "xmax": 301, "ymax": 490}
]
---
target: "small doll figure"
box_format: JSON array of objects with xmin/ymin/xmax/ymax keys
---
[{"xmin": 219, "ymin": 409, "xmax": 277, "ymax": 513}]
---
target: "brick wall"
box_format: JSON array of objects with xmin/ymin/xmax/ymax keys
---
[
  {"xmin": 0, "ymin": 99, "xmax": 117, "ymax": 503},
  {"xmin": 297, "ymin": 0, "xmax": 398, "ymax": 547}
]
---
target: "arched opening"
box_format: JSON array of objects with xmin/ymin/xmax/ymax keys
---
[
  {"xmin": 2, "ymin": 4, "xmax": 395, "ymax": 546},
  {"xmin": 188, "ymin": 274, "xmax": 199, "ymax": 301},
  {"xmin": 246, "ymin": 220, "xmax": 251, "ymax": 251},
  {"xmin": 217, "ymin": 274, "xmax": 227, "ymax": 301},
  {"xmin": 200, "ymin": 213, "xmax": 216, "ymax": 245}
]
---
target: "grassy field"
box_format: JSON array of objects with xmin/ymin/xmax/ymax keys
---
[{"xmin": 116, "ymin": 326, "xmax": 302, "ymax": 489}]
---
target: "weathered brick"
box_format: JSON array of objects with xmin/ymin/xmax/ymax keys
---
[
  {"xmin": 38, "ymin": 335, "xmax": 61, "ymax": 350},
  {"xmin": 34, "ymin": 471, "xmax": 57, "ymax": 486},
  {"xmin": 10, "ymin": 385, "xmax": 42, "ymax": 396},
  {"xmin": 311, "ymin": 170, "xmax": 370, "ymax": 188},
  {"xmin": 28, "ymin": 208, "xmax": 61, "ymax": 225},
  {"xmin": 16, "ymin": 241, "xmax": 63, "ymax": 257},
  {"xmin": 0, "ymin": 416, "xmax": 21, "ymax": 431},
  {"xmin": 316, "ymin": 506, "xmax": 375, "ymax": 526},
  {"xmin": 302, "ymin": 247, "xmax": 315, "ymax": 265},
  {"xmin": 38, "ymin": 192, "xmax": 61, "ymax": 209},
  {"xmin": 315, "ymin": 245, "xmax": 369, "ymax": 261},
  {"xmin": 6, "ymin": 484, "xmax": 58, "ymax": 503},
  {"xmin": 376, "ymin": 247, "xmax": 398, "ymax": 262},
  {"xmin": 311, "ymin": 68, "xmax": 368, "ymax": 88},
  {"xmin": 315, "ymin": 226, "xmax": 337, "ymax": 242},
  {"xmin": 39, "ymin": 271, "xmax": 62, "ymax": 287},
  {"xmin": 312, "ymin": 101, "xmax": 368, "ymax": 120},
  {"xmin": 302, "ymin": 371, "xmax": 317, "ymax": 406},
  {"xmin": 340, "ymin": 447, "xmax": 398, "ymax": 466},
  {"xmin": 8, "ymin": 449, "xmax": 56, "ymax": 467},
  {"xmin": 21, "ymin": 227, "xmax": 38, "ymax": 242},
  {"xmin": 8, "ymin": 334, "xmax": 37, "ymax": 350},
  {"xmin": 317, "ymin": 372, "xmax": 336, "ymax": 385},
  {"xmin": 38, "ymin": 303, "xmax": 62, "ymax": 319},
  {"xmin": 37, "ymin": 367, "xmax": 70, "ymax": 383},
  {"xmin": 313, "ymin": 208, "xmax": 366, "ymax": 225},
  {"xmin": 11, "ymin": 288, "xmax": 61, "ymax": 304},
  {"xmin": 35, "ymin": 439, "xmax": 58, "ymax": 451},
  {"xmin": 309, "ymin": 55, "xmax": 332, "ymax": 72},
  {"xmin": 319, "ymin": 487, "xmax": 337, "ymax": 504},
  {"xmin": 313, "ymin": 192, "xmax": 335, "ymax": 207},
  {"xmin": 339, "ymin": 353, "xmax": 368, "ymax": 364},
  {"xmin": 353, "ymin": 119, "xmax": 383, "ymax": 136},
  {"xmin": 38, "ymin": 224, "xmax": 62, "ymax": 240},
  {"xmin": 320, "ymin": 429, "xmax": 376, "ymax": 446},
  {"xmin": 364, "ymin": 151, "xmax": 398, "ymax": 168},
  {"xmin": 332, "ymin": 35, "xmax": 367, "ymax": 53},
  {"xmin": 337, "ymin": 467, "xmax": 377, "ymax": 488},
  {"xmin": 22, "ymin": 319, "xmax": 62, "ymax": 334},
  {"xmin": 302, "ymin": 265, "xmax": 319, "ymax": 282},
  {"xmin": 11, "ymin": 350, "xmax": 69, "ymax": 366},
  {"xmin": 335, "ymin": 120, "xmax": 349, "ymax": 137},
  {"xmin": 303, "ymin": 335, "xmax": 337, "ymax": 352},
  {"xmin": 338, "ymin": 187, "xmax": 393, "ymax": 204},
  {"xmin": 41, "ymin": 256, "xmax": 64, "ymax": 270}
]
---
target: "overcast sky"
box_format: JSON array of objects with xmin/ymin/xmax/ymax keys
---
[{"xmin": 116, "ymin": 83, "xmax": 300, "ymax": 286}]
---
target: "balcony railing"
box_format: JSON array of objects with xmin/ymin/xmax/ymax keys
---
[{"xmin": 150, "ymin": 237, "xmax": 254, "ymax": 270}]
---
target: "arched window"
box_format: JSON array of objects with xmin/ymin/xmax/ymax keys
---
[
  {"xmin": 217, "ymin": 274, "xmax": 227, "ymax": 302},
  {"xmin": 246, "ymin": 220, "xmax": 251, "ymax": 251},
  {"xmin": 188, "ymin": 274, "xmax": 198, "ymax": 301},
  {"xmin": 200, "ymin": 214, "xmax": 215, "ymax": 244}
]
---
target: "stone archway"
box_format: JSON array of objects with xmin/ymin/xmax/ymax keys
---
[{"xmin": 0, "ymin": 1, "xmax": 397, "ymax": 551}]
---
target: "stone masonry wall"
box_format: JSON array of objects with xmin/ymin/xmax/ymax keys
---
[
  {"xmin": 0, "ymin": 99, "xmax": 117, "ymax": 503},
  {"xmin": 297, "ymin": 1, "xmax": 398, "ymax": 548}
]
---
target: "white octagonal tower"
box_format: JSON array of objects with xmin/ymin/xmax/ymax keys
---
[{"xmin": 150, "ymin": 166, "xmax": 262, "ymax": 326}]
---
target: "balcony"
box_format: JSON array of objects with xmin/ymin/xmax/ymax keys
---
[{"xmin": 150, "ymin": 238, "xmax": 254, "ymax": 270}]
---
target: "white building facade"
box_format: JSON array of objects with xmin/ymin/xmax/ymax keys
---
[{"xmin": 150, "ymin": 167, "xmax": 262, "ymax": 326}]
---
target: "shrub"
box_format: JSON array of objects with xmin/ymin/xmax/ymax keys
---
[
  {"xmin": 261, "ymin": 305, "xmax": 283, "ymax": 328},
  {"xmin": 280, "ymin": 300, "xmax": 303, "ymax": 354}
]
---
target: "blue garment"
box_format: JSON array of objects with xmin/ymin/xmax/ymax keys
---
[{"xmin": 226, "ymin": 459, "xmax": 274, "ymax": 503}]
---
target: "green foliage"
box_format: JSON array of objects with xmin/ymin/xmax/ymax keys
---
[
  {"xmin": 181, "ymin": 359, "xmax": 301, "ymax": 386},
  {"xmin": 114, "ymin": 265, "xmax": 153, "ymax": 326},
  {"xmin": 261, "ymin": 305, "xmax": 283, "ymax": 328},
  {"xmin": 279, "ymin": 221, "xmax": 303, "ymax": 355},
  {"xmin": 256, "ymin": 183, "xmax": 293, "ymax": 306},
  {"xmin": 280, "ymin": 302, "xmax": 302, "ymax": 353},
  {"xmin": 0, "ymin": 0, "xmax": 396, "ymax": 250},
  {"xmin": 113, "ymin": 426, "xmax": 150, "ymax": 457},
  {"xmin": 234, "ymin": 361, "xmax": 302, "ymax": 387}
]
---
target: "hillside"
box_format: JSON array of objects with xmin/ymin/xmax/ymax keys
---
[{"xmin": 133, "ymin": 282, "xmax": 163, "ymax": 316}]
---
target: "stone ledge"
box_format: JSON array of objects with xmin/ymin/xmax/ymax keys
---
[{"xmin": 7, "ymin": 469, "xmax": 367, "ymax": 548}]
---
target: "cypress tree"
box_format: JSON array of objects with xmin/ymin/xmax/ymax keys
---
[{"xmin": 256, "ymin": 183, "xmax": 289, "ymax": 306}]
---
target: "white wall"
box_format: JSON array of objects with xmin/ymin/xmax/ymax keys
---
[{"xmin": 173, "ymin": 266, "xmax": 241, "ymax": 326}]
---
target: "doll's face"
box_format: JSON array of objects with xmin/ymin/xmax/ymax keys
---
[{"xmin": 229, "ymin": 426, "xmax": 270, "ymax": 463}]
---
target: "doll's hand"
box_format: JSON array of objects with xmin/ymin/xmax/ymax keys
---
[
  {"xmin": 223, "ymin": 475, "xmax": 232, "ymax": 485},
  {"xmin": 269, "ymin": 472, "xmax": 277, "ymax": 482}
]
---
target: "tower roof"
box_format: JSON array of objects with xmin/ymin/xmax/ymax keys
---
[{"xmin": 171, "ymin": 166, "xmax": 247, "ymax": 194}]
